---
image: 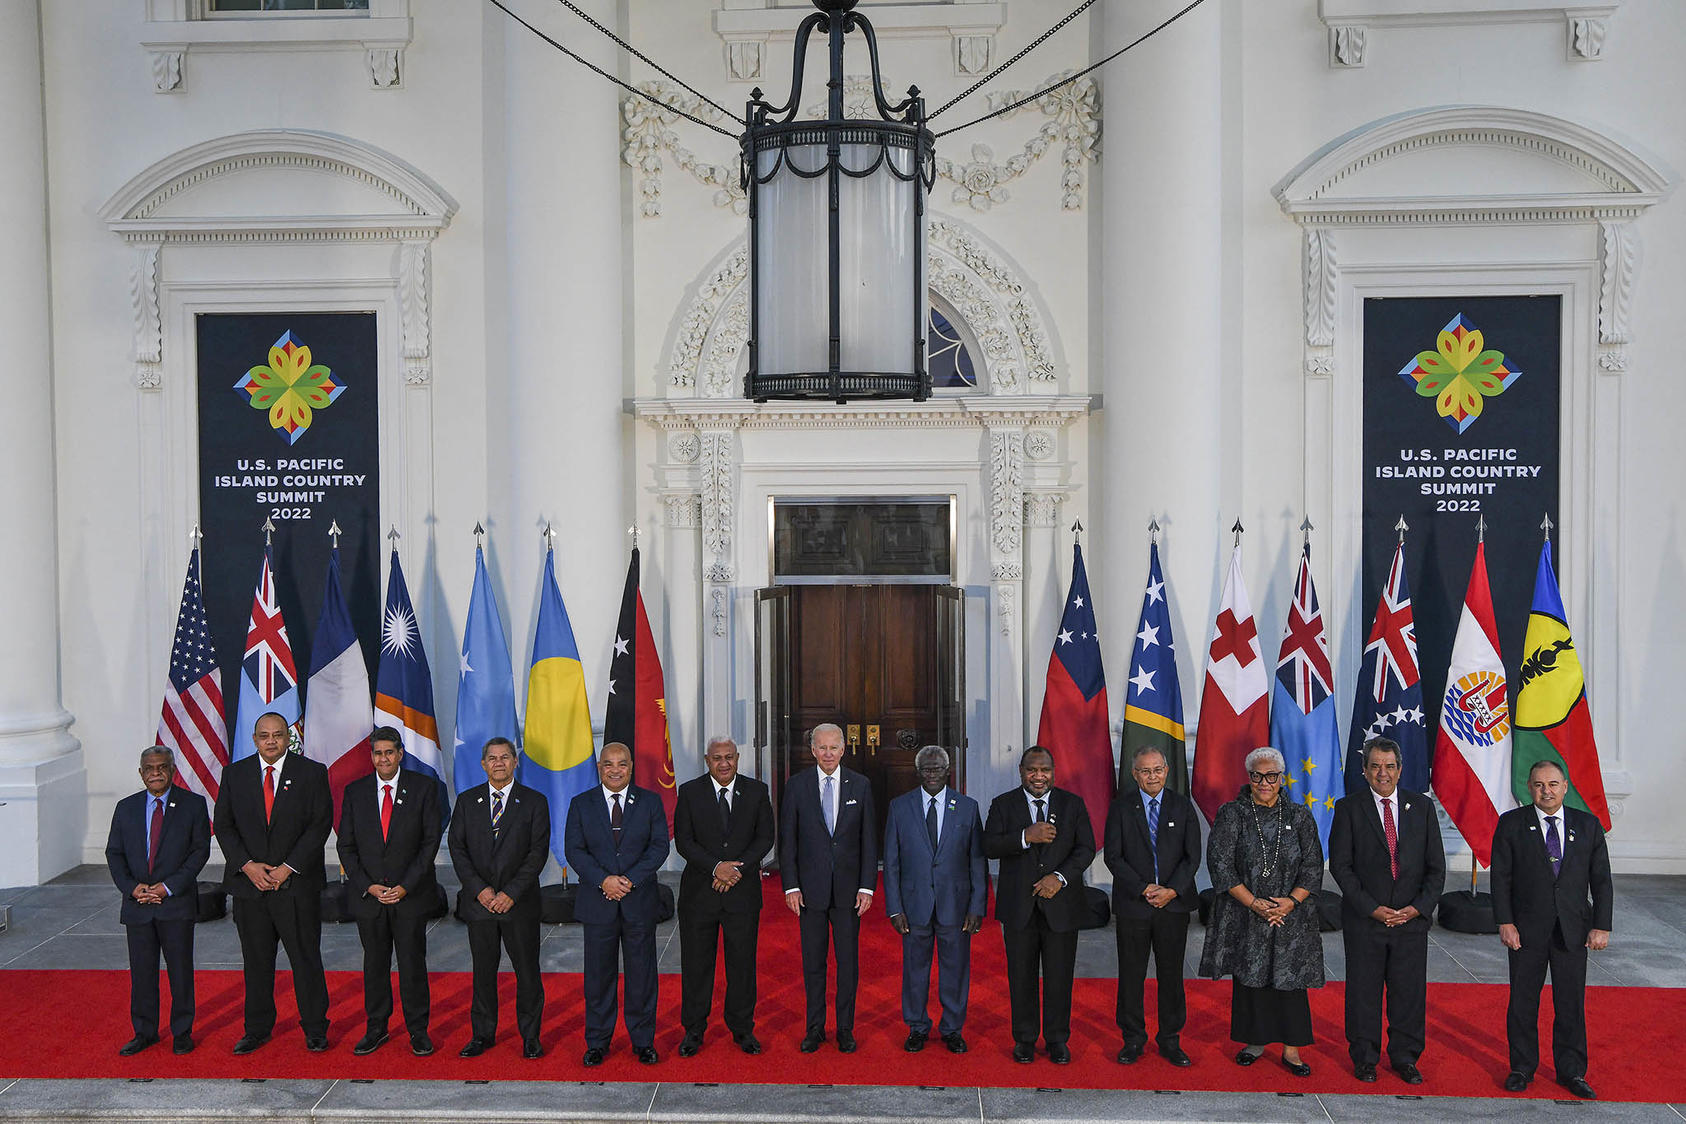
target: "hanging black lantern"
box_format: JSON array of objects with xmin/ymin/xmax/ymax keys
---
[{"xmin": 741, "ymin": 0, "xmax": 935, "ymax": 403}]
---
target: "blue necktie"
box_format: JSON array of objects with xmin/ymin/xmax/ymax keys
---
[
  {"xmin": 1147, "ymin": 796, "xmax": 1161, "ymax": 882},
  {"xmin": 823, "ymin": 775, "xmax": 836, "ymax": 835}
]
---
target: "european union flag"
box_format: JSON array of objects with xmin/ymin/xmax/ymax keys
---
[
  {"xmin": 523, "ymin": 547, "xmax": 598, "ymax": 867},
  {"xmin": 1269, "ymin": 542, "xmax": 1342, "ymax": 847},
  {"xmin": 453, "ymin": 543, "xmax": 518, "ymax": 794}
]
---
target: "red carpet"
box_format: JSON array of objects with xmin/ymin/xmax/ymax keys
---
[{"xmin": 5, "ymin": 882, "xmax": 1680, "ymax": 1102}]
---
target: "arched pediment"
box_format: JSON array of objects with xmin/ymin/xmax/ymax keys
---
[
  {"xmin": 1275, "ymin": 106, "xmax": 1672, "ymax": 225},
  {"xmin": 101, "ymin": 130, "xmax": 456, "ymax": 242}
]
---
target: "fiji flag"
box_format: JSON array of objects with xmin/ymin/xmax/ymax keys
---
[
  {"xmin": 1036, "ymin": 540, "xmax": 1115, "ymax": 837},
  {"xmin": 375, "ymin": 546, "xmax": 448, "ymax": 814},
  {"xmin": 1347, "ymin": 540, "xmax": 1429, "ymax": 794},
  {"xmin": 523, "ymin": 546, "xmax": 598, "ymax": 867},
  {"xmin": 1269, "ymin": 541, "xmax": 1342, "ymax": 847},
  {"xmin": 453, "ymin": 542, "xmax": 518, "ymax": 794},
  {"xmin": 233, "ymin": 544, "xmax": 301, "ymax": 759}
]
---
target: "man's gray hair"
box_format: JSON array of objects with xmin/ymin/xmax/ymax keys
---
[
  {"xmin": 810, "ymin": 722, "xmax": 843, "ymax": 745},
  {"xmin": 914, "ymin": 745, "xmax": 949, "ymax": 771},
  {"xmin": 1244, "ymin": 746, "xmax": 1287, "ymax": 774},
  {"xmin": 1130, "ymin": 746, "xmax": 1168, "ymax": 767},
  {"xmin": 704, "ymin": 734, "xmax": 737, "ymax": 756},
  {"xmin": 140, "ymin": 745, "xmax": 175, "ymax": 766}
]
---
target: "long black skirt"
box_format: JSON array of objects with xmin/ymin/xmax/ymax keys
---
[{"xmin": 1230, "ymin": 982, "xmax": 1313, "ymax": 1046}]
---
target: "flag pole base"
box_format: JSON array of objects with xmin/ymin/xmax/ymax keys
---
[{"xmin": 1437, "ymin": 889, "xmax": 1499, "ymax": 934}]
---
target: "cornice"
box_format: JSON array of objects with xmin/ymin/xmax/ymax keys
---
[{"xmin": 632, "ymin": 396, "xmax": 1091, "ymax": 432}]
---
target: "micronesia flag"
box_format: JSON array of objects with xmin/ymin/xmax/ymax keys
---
[
  {"xmin": 233, "ymin": 544, "xmax": 301, "ymax": 759},
  {"xmin": 523, "ymin": 546, "xmax": 598, "ymax": 867},
  {"xmin": 302, "ymin": 548, "xmax": 374, "ymax": 822},
  {"xmin": 453, "ymin": 541, "xmax": 518, "ymax": 794},
  {"xmin": 1036, "ymin": 540, "xmax": 1115, "ymax": 838},
  {"xmin": 1269, "ymin": 541, "xmax": 1342, "ymax": 848},
  {"xmin": 375, "ymin": 545, "xmax": 448, "ymax": 813},
  {"xmin": 1346, "ymin": 539, "xmax": 1428, "ymax": 794}
]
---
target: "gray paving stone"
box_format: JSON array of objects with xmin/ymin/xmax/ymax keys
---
[
  {"xmin": 0, "ymin": 1077, "xmax": 332, "ymax": 1122},
  {"xmin": 653, "ymin": 1080, "xmax": 979, "ymax": 1122},
  {"xmin": 315, "ymin": 1077, "xmax": 656, "ymax": 1121},
  {"xmin": 982, "ymin": 1086, "xmax": 1329, "ymax": 1122},
  {"xmin": 1, "ymin": 932, "xmax": 132, "ymax": 969},
  {"xmin": 1320, "ymin": 1092, "xmax": 1683, "ymax": 1120}
]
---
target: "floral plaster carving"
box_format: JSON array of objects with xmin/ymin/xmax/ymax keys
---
[{"xmin": 621, "ymin": 82, "xmax": 744, "ymax": 219}]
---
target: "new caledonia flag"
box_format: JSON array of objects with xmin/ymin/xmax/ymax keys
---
[
  {"xmin": 523, "ymin": 543, "xmax": 598, "ymax": 866},
  {"xmin": 603, "ymin": 544, "xmax": 676, "ymax": 826},
  {"xmin": 1512, "ymin": 534, "xmax": 1612, "ymax": 828},
  {"xmin": 1037, "ymin": 537, "xmax": 1115, "ymax": 836}
]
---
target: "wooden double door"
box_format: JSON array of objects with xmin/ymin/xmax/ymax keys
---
[{"xmin": 757, "ymin": 583, "xmax": 965, "ymax": 844}]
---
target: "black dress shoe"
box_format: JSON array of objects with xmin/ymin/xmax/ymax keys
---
[
  {"xmin": 172, "ymin": 1036, "xmax": 195, "ymax": 1056},
  {"xmin": 942, "ymin": 1033, "xmax": 967, "ymax": 1055},
  {"xmin": 1355, "ymin": 1061, "xmax": 1377, "ymax": 1082},
  {"xmin": 119, "ymin": 1034, "xmax": 158, "ymax": 1056},
  {"xmin": 1393, "ymin": 1061, "xmax": 1423, "ymax": 1085},
  {"xmin": 1234, "ymin": 1047, "xmax": 1262, "ymax": 1066},
  {"xmin": 1012, "ymin": 1042, "xmax": 1034, "ymax": 1064},
  {"xmin": 635, "ymin": 1045, "xmax": 659, "ymax": 1065},
  {"xmin": 1503, "ymin": 1071, "xmax": 1531, "ymax": 1092},
  {"xmin": 1116, "ymin": 1042, "xmax": 1143, "ymax": 1065},
  {"xmin": 352, "ymin": 1029, "xmax": 388, "ymax": 1056},
  {"xmin": 582, "ymin": 1046, "xmax": 606, "ymax": 1067},
  {"xmin": 458, "ymin": 1036, "xmax": 492, "ymax": 1058},
  {"xmin": 232, "ymin": 1033, "xmax": 270, "ymax": 1056},
  {"xmin": 799, "ymin": 1033, "xmax": 823, "ymax": 1053},
  {"xmin": 1160, "ymin": 1044, "xmax": 1192, "ymax": 1067},
  {"xmin": 679, "ymin": 1031, "xmax": 704, "ymax": 1057},
  {"xmin": 410, "ymin": 1035, "xmax": 434, "ymax": 1057},
  {"xmin": 1281, "ymin": 1055, "xmax": 1312, "ymax": 1078},
  {"xmin": 836, "ymin": 1030, "xmax": 857, "ymax": 1054},
  {"xmin": 734, "ymin": 1033, "xmax": 762, "ymax": 1055},
  {"xmin": 523, "ymin": 1038, "xmax": 543, "ymax": 1059},
  {"xmin": 305, "ymin": 1034, "xmax": 330, "ymax": 1053},
  {"xmin": 1048, "ymin": 1043, "xmax": 1071, "ymax": 1065},
  {"xmin": 904, "ymin": 1030, "xmax": 928, "ymax": 1053},
  {"xmin": 1558, "ymin": 1075, "xmax": 1596, "ymax": 1100}
]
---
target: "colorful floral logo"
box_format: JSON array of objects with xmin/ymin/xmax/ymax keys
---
[
  {"xmin": 232, "ymin": 331, "xmax": 344, "ymax": 445},
  {"xmin": 1398, "ymin": 314, "xmax": 1520, "ymax": 434}
]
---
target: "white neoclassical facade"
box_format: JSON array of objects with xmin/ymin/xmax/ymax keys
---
[{"xmin": 2, "ymin": 0, "xmax": 1682, "ymax": 883}]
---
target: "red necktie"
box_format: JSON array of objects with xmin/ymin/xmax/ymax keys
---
[
  {"xmin": 264, "ymin": 765, "xmax": 276, "ymax": 824},
  {"xmin": 380, "ymin": 783, "xmax": 393, "ymax": 841},
  {"xmin": 147, "ymin": 797, "xmax": 164, "ymax": 871},
  {"xmin": 1382, "ymin": 796, "xmax": 1399, "ymax": 880}
]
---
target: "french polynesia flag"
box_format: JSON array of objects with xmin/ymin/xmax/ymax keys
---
[
  {"xmin": 303, "ymin": 548, "xmax": 374, "ymax": 822},
  {"xmin": 1037, "ymin": 541, "xmax": 1115, "ymax": 835}
]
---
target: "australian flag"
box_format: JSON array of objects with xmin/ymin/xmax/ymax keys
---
[
  {"xmin": 1269, "ymin": 542, "xmax": 1342, "ymax": 846},
  {"xmin": 1036, "ymin": 541, "xmax": 1115, "ymax": 835},
  {"xmin": 1346, "ymin": 539, "xmax": 1428, "ymax": 793}
]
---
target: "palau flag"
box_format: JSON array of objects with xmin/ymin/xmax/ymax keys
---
[
  {"xmin": 1511, "ymin": 539, "xmax": 1612, "ymax": 829},
  {"xmin": 232, "ymin": 544, "xmax": 301, "ymax": 759},
  {"xmin": 1269, "ymin": 541, "xmax": 1342, "ymax": 848},
  {"xmin": 302, "ymin": 548, "xmax": 374, "ymax": 822},
  {"xmin": 1036, "ymin": 541, "xmax": 1115, "ymax": 837},
  {"xmin": 1120, "ymin": 541, "xmax": 1188, "ymax": 794},
  {"xmin": 1346, "ymin": 539, "xmax": 1428, "ymax": 794},
  {"xmin": 375, "ymin": 545, "xmax": 448, "ymax": 815},
  {"xmin": 453, "ymin": 542, "xmax": 518, "ymax": 794},
  {"xmin": 523, "ymin": 547, "xmax": 598, "ymax": 867}
]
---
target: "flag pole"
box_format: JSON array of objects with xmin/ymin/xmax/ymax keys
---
[
  {"xmin": 1300, "ymin": 515, "xmax": 1313, "ymax": 547},
  {"xmin": 628, "ymin": 523, "xmax": 640, "ymax": 552},
  {"xmin": 328, "ymin": 519, "xmax": 342, "ymax": 551},
  {"xmin": 473, "ymin": 520, "xmax": 485, "ymax": 550},
  {"xmin": 542, "ymin": 521, "xmax": 556, "ymax": 554},
  {"xmin": 1071, "ymin": 518, "xmax": 1083, "ymax": 542},
  {"xmin": 1395, "ymin": 514, "xmax": 1408, "ymax": 543},
  {"xmin": 388, "ymin": 524, "xmax": 401, "ymax": 550},
  {"xmin": 1541, "ymin": 512, "xmax": 1553, "ymax": 543},
  {"xmin": 1148, "ymin": 517, "xmax": 1159, "ymax": 543},
  {"xmin": 1232, "ymin": 518, "xmax": 1243, "ymax": 547},
  {"xmin": 190, "ymin": 521, "xmax": 203, "ymax": 551},
  {"xmin": 262, "ymin": 515, "xmax": 276, "ymax": 547}
]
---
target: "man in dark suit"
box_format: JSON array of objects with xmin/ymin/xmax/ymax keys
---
[
  {"xmin": 105, "ymin": 746, "xmax": 211, "ymax": 1056},
  {"xmin": 983, "ymin": 744, "xmax": 1096, "ymax": 1065},
  {"xmin": 883, "ymin": 745, "xmax": 985, "ymax": 1055},
  {"xmin": 781, "ymin": 721, "xmax": 878, "ymax": 1054},
  {"xmin": 448, "ymin": 736, "xmax": 550, "ymax": 1059},
  {"xmin": 673, "ymin": 736, "xmax": 774, "ymax": 1057},
  {"xmin": 565, "ymin": 741, "xmax": 670, "ymax": 1066},
  {"xmin": 1492, "ymin": 759, "xmax": 1612, "ymax": 1100},
  {"xmin": 1328, "ymin": 736, "xmax": 1446, "ymax": 1084},
  {"xmin": 213, "ymin": 711, "xmax": 333, "ymax": 1054},
  {"xmin": 336, "ymin": 725, "xmax": 443, "ymax": 1057},
  {"xmin": 1103, "ymin": 747, "xmax": 1201, "ymax": 1068}
]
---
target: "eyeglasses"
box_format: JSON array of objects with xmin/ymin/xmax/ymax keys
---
[{"xmin": 1247, "ymin": 771, "xmax": 1284, "ymax": 784}]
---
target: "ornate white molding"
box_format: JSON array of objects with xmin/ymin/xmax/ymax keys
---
[
  {"xmin": 727, "ymin": 41, "xmax": 763, "ymax": 82},
  {"xmin": 709, "ymin": 587, "xmax": 728, "ymax": 638},
  {"xmin": 1569, "ymin": 15, "xmax": 1608, "ymax": 58},
  {"xmin": 1023, "ymin": 430, "xmax": 1055, "ymax": 461},
  {"xmin": 699, "ymin": 429, "xmax": 737, "ymax": 578},
  {"xmin": 1276, "ymin": 105, "xmax": 1671, "ymax": 227},
  {"xmin": 664, "ymin": 216, "xmax": 1058, "ymax": 397},
  {"xmin": 668, "ymin": 432, "xmax": 701, "ymax": 463},
  {"xmin": 367, "ymin": 47, "xmax": 402, "ymax": 89},
  {"xmin": 955, "ymin": 35, "xmax": 992, "ymax": 77},
  {"xmin": 1597, "ymin": 220, "xmax": 1637, "ymax": 346},
  {"xmin": 1023, "ymin": 491, "xmax": 1062, "ymax": 528},
  {"xmin": 713, "ymin": 3, "xmax": 1005, "ymax": 43},
  {"xmin": 131, "ymin": 243, "xmax": 163, "ymax": 391},
  {"xmin": 634, "ymin": 396, "xmax": 1092, "ymax": 433},
  {"xmin": 1329, "ymin": 25, "xmax": 1366, "ymax": 68},
  {"xmin": 1303, "ymin": 227, "xmax": 1337, "ymax": 377},
  {"xmin": 143, "ymin": 0, "xmax": 412, "ymax": 91},
  {"xmin": 987, "ymin": 427, "xmax": 1024, "ymax": 561},
  {"xmin": 399, "ymin": 241, "xmax": 430, "ymax": 385},
  {"xmin": 663, "ymin": 492, "xmax": 702, "ymax": 530},
  {"xmin": 1317, "ymin": 2, "xmax": 1620, "ymax": 64},
  {"xmin": 151, "ymin": 50, "xmax": 184, "ymax": 93},
  {"xmin": 621, "ymin": 82, "xmax": 743, "ymax": 220},
  {"xmin": 995, "ymin": 582, "xmax": 1016, "ymax": 637}
]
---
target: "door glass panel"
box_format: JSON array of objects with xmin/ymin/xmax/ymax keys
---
[{"xmin": 772, "ymin": 498, "xmax": 951, "ymax": 582}]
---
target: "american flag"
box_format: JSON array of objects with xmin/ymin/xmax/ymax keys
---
[
  {"xmin": 1345, "ymin": 539, "xmax": 1428, "ymax": 793},
  {"xmin": 157, "ymin": 548, "xmax": 228, "ymax": 802}
]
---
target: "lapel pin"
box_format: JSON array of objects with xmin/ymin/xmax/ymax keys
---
[
  {"xmin": 1404, "ymin": 803, "xmax": 1412, "ymax": 812},
  {"xmin": 477, "ymin": 797, "xmax": 484, "ymax": 804},
  {"xmin": 1167, "ymin": 821, "xmax": 1175, "ymax": 828}
]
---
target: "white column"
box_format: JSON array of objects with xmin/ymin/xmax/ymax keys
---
[
  {"xmin": 491, "ymin": 0, "xmax": 625, "ymax": 715},
  {"xmin": 0, "ymin": 0, "xmax": 83, "ymax": 885},
  {"xmin": 1098, "ymin": 1, "xmax": 1225, "ymax": 707}
]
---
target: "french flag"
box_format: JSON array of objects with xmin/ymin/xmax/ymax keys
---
[{"xmin": 303, "ymin": 548, "xmax": 374, "ymax": 821}]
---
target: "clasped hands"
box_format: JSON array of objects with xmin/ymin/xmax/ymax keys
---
[
  {"xmin": 241, "ymin": 860, "xmax": 293, "ymax": 892},
  {"xmin": 130, "ymin": 882, "xmax": 168, "ymax": 905},
  {"xmin": 476, "ymin": 887, "xmax": 517, "ymax": 914},
  {"xmin": 710, "ymin": 861, "xmax": 744, "ymax": 894},
  {"xmin": 1141, "ymin": 884, "xmax": 1177, "ymax": 909},
  {"xmin": 1369, "ymin": 904, "xmax": 1420, "ymax": 928},
  {"xmin": 598, "ymin": 875, "xmax": 634, "ymax": 902},
  {"xmin": 1249, "ymin": 895, "xmax": 1296, "ymax": 927},
  {"xmin": 365, "ymin": 883, "xmax": 409, "ymax": 906}
]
